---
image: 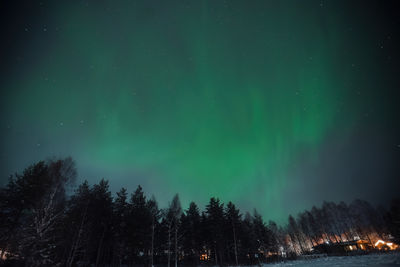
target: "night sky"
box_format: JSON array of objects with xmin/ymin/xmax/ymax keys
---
[{"xmin": 1, "ymin": 0, "xmax": 399, "ymax": 223}]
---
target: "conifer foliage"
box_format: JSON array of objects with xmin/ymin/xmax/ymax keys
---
[{"xmin": 0, "ymin": 158, "xmax": 398, "ymax": 266}]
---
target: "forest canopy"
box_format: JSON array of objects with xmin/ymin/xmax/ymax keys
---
[{"xmin": 0, "ymin": 158, "xmax": 399, "ymax": 266}]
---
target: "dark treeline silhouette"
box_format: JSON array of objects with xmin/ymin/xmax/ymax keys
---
[
  {"xmin": 285, "ymin": 200, "xmax": 399, "ymax": 254},
  {"xmin": 0, "ymin": 158, "xmax": 399, "ymax": 266}
]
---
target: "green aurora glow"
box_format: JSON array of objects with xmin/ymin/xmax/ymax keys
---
[{"xmin": 1, "ymin": 1, "xmax": 399, "ymax": 223}]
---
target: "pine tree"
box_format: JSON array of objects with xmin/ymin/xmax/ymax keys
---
[
  {"xmin": 266, "ymin": 220, "xmax": 280, "ymax": 255},
  {"xmin": 147, "ymin": 195, "xmax": 161, "ymax": 267},
  {"xmin": 241, "ymin": 212, "xmax": 257, "ymax": 264},
  {"xmin": 181, "ymin": 202, "xmax": 202, "ymax": 265},
  {"xmin": 252, "ymin": 209, "xmax": 270, "ymax": 264},
  {"xmin": 113, "ymin": 187, "xmax": 129, "ymax": 265},
  {"xmin": 225, "ymin": 202, "xmax": 241, "ymax": 266},
  {"xmin": 205, "ymin": 197, "xmax": 225, "ymax": 266},
  {"xmin": 90, "ymin": 179, "xmax": 113, "ymax": 266},
  {"xmin": 128, "ymin": 185, "xmax": 151, "ymax": 264}
]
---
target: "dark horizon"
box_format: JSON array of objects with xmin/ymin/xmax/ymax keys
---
[
  {"xmin": 1, "ymin": 158, "xmax": 399, "ymax": 266},
  {"xmin": 3, "ymin": 155, "xmax": 398, "ymax": 227}
]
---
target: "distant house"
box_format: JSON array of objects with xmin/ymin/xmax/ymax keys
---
[
  {"xmin": 313, "ymin": 240, "xmax": 373, "ymax": 254},
  {"xmin": 313, "ymin": 238, "xmax": 399, "ymax": 255},
  {"xmin": 374, "ymin": 239, "xmax": 399, "ymax": 251}
]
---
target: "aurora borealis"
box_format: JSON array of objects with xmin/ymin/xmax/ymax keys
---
[{"xmin": 1, "ymin": 0, "xmax": 399, "ymax": 223}]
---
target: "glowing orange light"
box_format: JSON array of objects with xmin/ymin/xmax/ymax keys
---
[{"xmin": 374, "ymin": 240, "xmax": 385, "ymax": 247}]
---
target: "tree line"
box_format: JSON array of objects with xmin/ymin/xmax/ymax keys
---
[
  {"xmin": 0, "ymin": 158, "xmax": 399, "ymax": 266},
  {"xmin": 285, "ymin": 199, "xmax": 399, "ymax": 254}
]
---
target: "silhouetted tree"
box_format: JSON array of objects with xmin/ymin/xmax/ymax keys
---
[
  {"xmin": 165, "ymin": 194, "xmax": 182, "ymax": 267},
  {"xmin": 90, "ymin": 179, "xmax": 113, "ymax": 265},
  {"xmin": 1, "ymin": 157, "xmax": 398, "ymax": 265},
  {"xmin": 225, "ymin": 202, "xmax": 241, "ymax": 266},
  {"xmin": 288, "ymin": 215, "xmax": 305, "ymax": 254},
  {"xmin": 181, "ymin": 202, "xmax": 202, "ymax": 265},
  {"xmin": 0, "ymin": 158, "xmax": 76, "ymax": 266},
  {"xmin": 388, "ymin": 198, "xmax": 400, "ymax": 243},
  {"xmin": 128, "ymin": 185, "xmax": 151, "ymax": 264},
  {"xmin": 147, "ymin": 195, "xmax": 161, "ymax": 267},
  {"xmin": 113, "ymin": 187, "xmax": 129, "ymax": 265},
  {"xmin": 205, "ymin": 197, "xmax": 225, "ymax": 266},
  {"xmin": 64, "ymin": 180, "xmax": 91, "ymax": 266}
]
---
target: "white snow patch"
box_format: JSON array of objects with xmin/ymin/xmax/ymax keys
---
[{"xmin": 265, "ymin": 252, "xmax": 400, "ymax": 266}]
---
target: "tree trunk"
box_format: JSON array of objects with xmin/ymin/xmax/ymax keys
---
[
  {"xmin": 168, "ymin": 224, "xmax": 171, "ymax": 267},
  {"xmin": 151, "ymin": 221, "xmax": 155, "ymax": 267},
  {"xmin": 67, "ymin": 203, "xmax": 88, "ymax": 267},
  {"xmin": 95, "ymin": 226, "xmax": 106, "ymax": 267},
  {"xmin": 214, "ymin": 244, "xmax": 218, "ymax": 266},
  {"xmin": 365, "ymin": 231, "xmax": 373, "ymax": 245},
  {"xmin": 174, "ymin": 226, "xmax": 178, "ymax": 267},
  {"xmin": 232, "ymin": 221, "xmax": 238, "ymax": 266},
  {"xmin": 297, "ymin": 233, "xmax": 305, "ymax": 254},
  {"xmin": 308, "ymin": 236, "xmax": 315, "ymax": 248}
]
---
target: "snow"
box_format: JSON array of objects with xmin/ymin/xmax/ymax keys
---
[{"xmin": 265, "ymin": 253, "xmax": 400, "ymax": 266}]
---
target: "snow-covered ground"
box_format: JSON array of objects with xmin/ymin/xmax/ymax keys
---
[{"xmin": 266, "ymin": 253, "xmax": 400, "ymax": 266}]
